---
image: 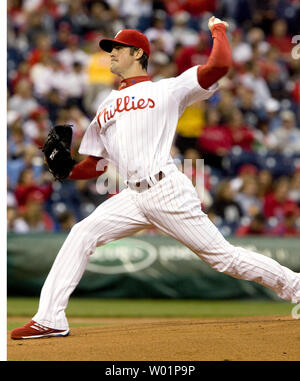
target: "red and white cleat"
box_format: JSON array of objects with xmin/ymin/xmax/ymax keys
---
[{"xmin": 11, "ymin": 320, "xmax": 70, "ymax": 340}]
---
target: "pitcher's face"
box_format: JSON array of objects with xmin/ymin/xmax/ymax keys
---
[{"xmin": 109, "ymin": 45, "xmax": 135, "ymax": 75}]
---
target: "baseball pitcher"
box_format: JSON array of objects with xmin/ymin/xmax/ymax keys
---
[{"xmin": 11, "ymin": 17, "xmax": 300, "ymax": 339}]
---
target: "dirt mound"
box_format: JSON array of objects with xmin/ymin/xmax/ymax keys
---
[{"xmin": 7, "ymin": 315, "xmax": 300, "ymax": 361}]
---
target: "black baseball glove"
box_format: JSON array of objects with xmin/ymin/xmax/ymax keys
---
[{"xmin": 42, "ymin": 124, "xmax": 77, "ymax": 181}]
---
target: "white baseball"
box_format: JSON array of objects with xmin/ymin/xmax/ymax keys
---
[{"xmin": 208, "ymin": 16, "xmax": 229, "ymax": 31}]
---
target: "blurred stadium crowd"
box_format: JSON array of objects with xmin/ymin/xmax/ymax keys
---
[{"xmin": 7, "ymin": 0, "xmax": 300, "ymax": 236}]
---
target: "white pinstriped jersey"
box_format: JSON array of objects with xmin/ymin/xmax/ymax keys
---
[{"xmin": 79, "ymin": 66, "xmax": 218, "ymax": 182}]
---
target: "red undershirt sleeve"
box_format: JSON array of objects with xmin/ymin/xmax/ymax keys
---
[
  {"xmin": 69, "ymin": 155, "xmax": 107, "ymax": 180},
  {"xmin": 197, "ymin": 23, "xmax": 232, "ymax": 89}
]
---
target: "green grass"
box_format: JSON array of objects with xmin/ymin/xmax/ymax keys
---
[{"xmin": 7, "ymin": 297, "xmax": 292, "ymax": 319}]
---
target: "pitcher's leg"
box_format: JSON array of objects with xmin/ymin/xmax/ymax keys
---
[
  {"xmin": 144, "ymin": 171, "xmax": 300, "ymax": 303},
  {"xmin": 175, "ymin": 217, "xmax": 300, "ymax": 303},
  {"xmin": 33, "ymin": 190, "xmax": 151, "ymax": 330}
]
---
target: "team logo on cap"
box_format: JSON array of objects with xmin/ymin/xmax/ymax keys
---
[{"xmin": 114, "ymin": 30, "xmax": 123, "ymax": 38}]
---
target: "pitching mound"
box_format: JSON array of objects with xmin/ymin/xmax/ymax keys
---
[{"xmin": 7, "ymin": 315, "xmax": 300, "ymax": 361}]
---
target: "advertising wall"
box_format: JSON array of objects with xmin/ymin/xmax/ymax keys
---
[{"xmin": 7, "ymin": 233, "xmax": 300, "ymax": 299}]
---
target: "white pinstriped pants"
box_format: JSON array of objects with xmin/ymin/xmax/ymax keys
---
[{"xmin": 33, "ymin": 170, "xmax": 300, "ymax": 329}]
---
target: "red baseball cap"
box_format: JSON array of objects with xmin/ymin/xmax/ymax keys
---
[
  {"xmin": 238, "ymin": 164, "xmax": 258, "ymax": 176},
  {"xmin": 99, "ymin": 29, "xmax": 151, "ymax": 57}
]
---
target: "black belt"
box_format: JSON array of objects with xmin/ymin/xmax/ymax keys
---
[{"xmin": 130, "ymin": 171, "xmax": 165, "ymax": 191}]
